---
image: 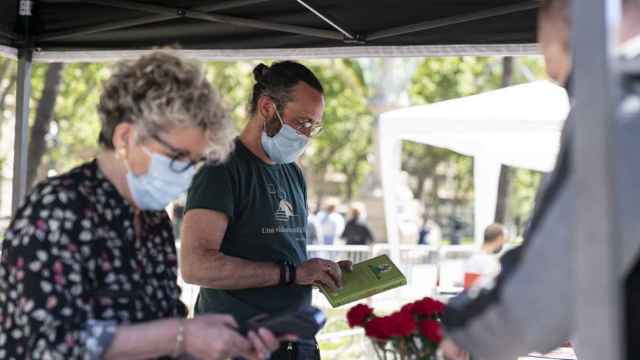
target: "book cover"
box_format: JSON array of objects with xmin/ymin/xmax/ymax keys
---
[{"xmin": 319, "ymin": 254, "xmax": 407, "ymax": 307}]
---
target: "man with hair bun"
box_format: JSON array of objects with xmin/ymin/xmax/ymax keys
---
[{"xmin": 181, "ymin": 61, "xmax": 351, "ymax": 360}]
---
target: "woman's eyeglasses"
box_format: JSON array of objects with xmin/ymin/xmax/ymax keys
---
[{"xmin": 150, "ymin": 133, "xmax": 206, "ymax": 173}]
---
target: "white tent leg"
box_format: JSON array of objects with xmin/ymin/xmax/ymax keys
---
[
  {"xmin": 379, "ymin": 129, "xmax": 402, "ymax": 264},
  {"xmin": 473, "ymin": 156, "xmax": 501, "ymax": 247}
]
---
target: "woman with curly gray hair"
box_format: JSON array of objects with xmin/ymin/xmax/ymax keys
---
[{"xmin": 0, "ymin": 51, "xmax": 283, "ymax": 360}]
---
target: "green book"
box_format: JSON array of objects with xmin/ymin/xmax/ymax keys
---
[{"xmin": 319, "ymin": 255, "xmax": 407, "ymax": 307}]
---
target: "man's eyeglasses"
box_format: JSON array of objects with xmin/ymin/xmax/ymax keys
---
[
  {"xmin": 293, "ymin": 118, "xmax": 324, "ymax": 137},
  {"xmin": 150, "ymin": 133, "xmax": 206, "ymax": 173},
  {"xmin": 273, "ymin": 106, "xmax": 323, "ymax": 137}
]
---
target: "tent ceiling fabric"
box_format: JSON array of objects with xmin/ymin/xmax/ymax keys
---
[{"xmin": 1, "ymin": 0, "xmax": 538, "ymax": 60}]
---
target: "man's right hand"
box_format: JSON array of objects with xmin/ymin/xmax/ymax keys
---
[
  {"xmin": 296, "ymin": 258, "xmax": 344, "ymax": 292},
  {"xmin": 184, "ymin": 314, "xmax": 276, "ymax": 360}
]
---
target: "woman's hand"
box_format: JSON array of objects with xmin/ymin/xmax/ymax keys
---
[{"xmin": 184, "ymin": 314, "xmax": 277, "ymax": 360}]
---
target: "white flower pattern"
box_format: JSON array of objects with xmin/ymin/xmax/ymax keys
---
[{"xmin": 0, "ymin": 161, "xmax": 186, "ymax": 359}]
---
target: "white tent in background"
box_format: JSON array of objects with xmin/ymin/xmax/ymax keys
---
[{"xmin": 378, "ymin": 80, "xmax": 570, "ymax": 263}]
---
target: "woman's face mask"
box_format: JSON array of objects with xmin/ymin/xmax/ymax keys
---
[
  {"xmin": 261, "ymin": 105, "xmax": 310, "ymax": 164},
  {"xmin": 126, "ymin": 146, "xmax": 196, "ymax": 210}
]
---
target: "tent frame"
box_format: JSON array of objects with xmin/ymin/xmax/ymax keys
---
[
  {"xmin": 4, "ymin": 0, "xmax": 628, "ymax": 358},
  {"xmin": 12, "ymin": 1, "xmax": 33, "ymax": 214}
]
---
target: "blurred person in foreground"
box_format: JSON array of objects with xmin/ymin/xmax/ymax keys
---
[
  {"xmin": 440, "ymin": 1, "xmax": 640, "ymax": 359},
  {"xmin": 0, "ymin": 51, "xmax": 282, "ymax": 360}
]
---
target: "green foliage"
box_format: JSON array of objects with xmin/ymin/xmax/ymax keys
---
[
  {"xmin": 44, "ymin": 63, "xmax": 110, "ymax": 175},
  {"xmin": 303, "ymin": 59, "xmax": 374, "ymax": 200},
  {"xmin": 6, "ymin": 55, "xmax": 547, "ymax": 221},
  {"xmin": 205, "ymin": 61, "xmax": 256, "ymax": 130},
  {"xmin": 405, "ymin": 57, "xmax": 505, "ymax": 206},
  {"xmin": 406, "ymin": 56, "xmax": 547, "ymax": 224},
  {"xmin": 508, "ymin": 167, "xmax": 544, "ymax": 236},
  {"xmin": 410, "ymin": 57, "xmax": 502, "ymax": 105},
  {"xmin": 18, "ymin": 58, "xmax": 375, "ymax": 204}
]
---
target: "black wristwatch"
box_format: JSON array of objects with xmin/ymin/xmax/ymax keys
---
[{"xmin": 277, "ymin": 260, "xmax": 297, "ymax": 286}]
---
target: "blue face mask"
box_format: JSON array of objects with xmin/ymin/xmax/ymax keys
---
[
  {"xmin": 261, "ymin": 106, "xmax": 309, "ymax": 164},
  {"xmin": 126, "ymin": 147, "xmax": 196, "ymax": 210}
]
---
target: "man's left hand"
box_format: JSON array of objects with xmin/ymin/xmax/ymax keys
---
[{"xmin": 337, "ymin": 260, "xmax": 353, "ymax": 273}]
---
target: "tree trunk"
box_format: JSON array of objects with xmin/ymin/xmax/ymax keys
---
[
  {"xmin": 415, "ymin": 172, "xmax": 429, "ymax": 201},
  {"xmin": 27, "ymin": 63, "xmax": 64, "ymax": 189},
  {"xmin": 494, "ymin": 57, "xmax": 514, "ymax": 223},
  {"xmin": 0, "ymin": 59, "xmax": 12, "ymax": 86},
  {"xmin": 494, "ymin": 165, "xmax": 512, "ymax": 223},
  {"xmin": 345, "ymin": 177, "xmax": 354, "ymax": 201},
  {"xmin": 0, "ymin": 58, "xmax": 17, "ymax": 126},
  {"xmin": 0, "ymin": 74, "xmax": 17, "ymax": 138},
  {"xmin": 501, "ymin": 57, "xmax": 514, "ymax": 87},
  {"xmin": 430, "ymin": 177, "xmax": 440, "ymax": 219}
]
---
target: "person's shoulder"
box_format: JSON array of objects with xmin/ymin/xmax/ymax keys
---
[
  {"xmin": 7, "ymin": 163, "xmax": 96, "ymax": 244},
  {"xmin": 465, "ymin": 252, "xmax": 486, "ymax": 265},
  {"xmin": 196, "ymin": 142, "xmax": 246, "ymax": 176},
  {"xmin": 286, "ymin": 161, "xmax": 305, "ymax": 178},
  {"xmin": 25, "ymin": 162, "xmax": 95, "ymax": 211},
  {"xmin": 203, "ymin": 139, "xmax": 260, "ymax": 174}
]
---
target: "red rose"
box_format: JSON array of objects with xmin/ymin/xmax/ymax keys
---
[
  {"xmin": 411, "ymin": 297, "xmax": 445, "ymax": 317},
  {"xmin": 388, "ymin": 310, "xmax": 417, "ymax": 337},
  {"xmin": 401, "ymin": 302, "xmax": 415, "ymax": 315},
  {"xmin": 347, "ymin": 304, "xmax": 375, "ymax": 328},
  {"xmin": 419, "ymin": 319, "xmax": 443, "ymax": 344},
  {"xmin": 364, "ymin": 316, "xmax": 394, "ymax": 340}
]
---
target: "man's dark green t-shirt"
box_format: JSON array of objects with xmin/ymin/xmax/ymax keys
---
[{"xmin": 185, "ymin": 139, "xmax": 310, "ymax": 325}]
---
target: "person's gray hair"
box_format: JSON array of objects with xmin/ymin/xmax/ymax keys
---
[{"xmin": 97, "ymin": 51, "xmax": 235, "ymax": 162}]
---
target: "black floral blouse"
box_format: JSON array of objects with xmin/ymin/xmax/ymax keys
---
[{"xmin": 0, "ymin": 161, "xmax": 186, "ymax": 359}]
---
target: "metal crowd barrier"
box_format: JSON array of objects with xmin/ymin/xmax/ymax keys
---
[{"xmin": 175, "ymin": 243, "xmax": 481, "ymax": 315}]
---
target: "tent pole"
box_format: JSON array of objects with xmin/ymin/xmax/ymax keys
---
[
  {"xmin": 472, "ymin": 156, "xmax": 501, "ymax": 248},
  {"xmin": 39, "ymin": 0, "xmax": 273, "ymax": 42},
  {"xmin": 294, "ymin": 0, "xmax": 355, "ymax": 40},
  {"xmin": 377, "ymin": 120, "xmax": 401, "ymax": 265},
  {"xmin": 79, "ymin": 0, "xmax": 343, "ymax": 40},
  {"xmin": 12, "ymin": 0, "xmax": 33, "ymax": 215},
  {"xmin": 11, "ymin": 48, "xmax": 32, "ymax": 215},
  {"xmin": 367, "ymin": 1, "xmax": 538, "ymax": 41},
  {"xmin": 572, "ymin": 0, "xmax": 623, "ymax": 359}
]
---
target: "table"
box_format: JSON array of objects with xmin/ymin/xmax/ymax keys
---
[{"xmin": 519, "ymin": 347, "xmax": 577, "ymax": 360}]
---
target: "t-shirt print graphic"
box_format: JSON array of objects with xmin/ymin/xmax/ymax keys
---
[
  {"xmin": 267, "ymin": 183, "xmax": 296, "ymax": 223},
  {"xmin": 275, "ymin": 199, "xmax": 294, "ymax": 222}
]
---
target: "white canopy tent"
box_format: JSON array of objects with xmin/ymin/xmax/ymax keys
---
[{"xmin": 378, "ymin": 80, "xmax": 570, "ymax": 263}]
